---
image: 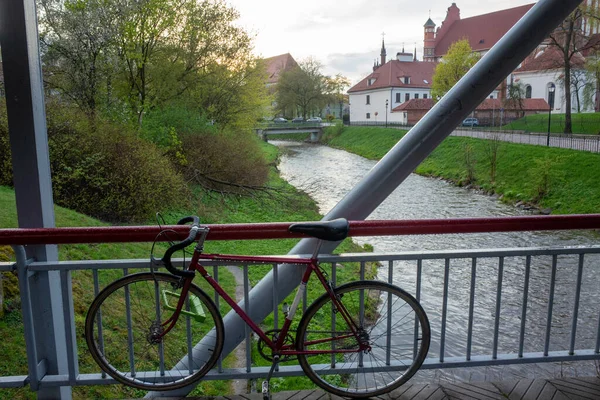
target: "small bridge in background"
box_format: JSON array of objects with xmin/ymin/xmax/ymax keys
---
[{"xmin": 255, "ymin": 122, "xmax": 330, "ymax": 142}]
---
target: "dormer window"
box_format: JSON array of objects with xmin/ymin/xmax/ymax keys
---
[
  {"xmin": 368, "ymin": 78, "xmax": 376, "ymax": 86},
  {"xmin": 400, "ymin": 76, "xmax": 410, "ymax": 84}
]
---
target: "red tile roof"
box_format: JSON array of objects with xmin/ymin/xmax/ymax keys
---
[
  {"xmin": 263, "ymin": 53, "xmax": 298, "ymax": 84},
  {"xmin": 582, "ymin": 33, "xmax": 600, "ymax": 56},
  {"xmin": 434, "ymin": 3, "xmax": 534, "ymax": 57},
  {"xmin": 392, "ymin": 98, "xmax": 434, "ymax": 111},
  {"xmin": 348, "ymin": 60, "xmax": 437, "ymax": 93},
  {"xmin": 515, "ymin": 46, "xmax": 585, "ymax": 73}
]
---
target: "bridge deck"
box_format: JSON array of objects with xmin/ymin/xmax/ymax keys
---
[{"xmin": 179, "ymin": 376, "xmax": 600, "ymax": 400}]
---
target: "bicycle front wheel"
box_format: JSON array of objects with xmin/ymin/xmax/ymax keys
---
[
  {"xmin": 85, "ymin": 272, "xmax": 224, "ymax": 391},
  {"xmin": 296, "ymin": 281, "xmax": 430, "ymax": 398}
]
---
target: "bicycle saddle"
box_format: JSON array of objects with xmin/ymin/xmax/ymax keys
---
[{"xmin": 288, "ymin": 218, "xmax": 349, "ymax": 241}]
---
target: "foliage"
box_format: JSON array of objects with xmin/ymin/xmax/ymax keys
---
[
  {"xmin": 38, "ymin": 0, "xmax": 267, "ymax": 130},
  {"xmin": 275, "ymin": 58, "xmax": 330, "ymax": 118},
  {"xmin": 431, "ymin": 39, "xmax": 480, "ymax": 100},
  {"xmin": 482, "ymin": 132, "xmax": 502, "ymax": 183},
  {"xmin": 504, "ymin": 82, "xmax": 526, "ymax": 119},
  {"xmin": 39, "ymin": 0, "xmax": 120, "ymax": 120},
  {"xmin": 0, "ymin": 100, "xmax": 188, "ymax": 222},
  {"xmin": 179, "ymin": 131, "xmax": 269, "ymax": 195},
  {"xmin": 584, "ymin": 52, "xmax": 600, "ymax": 112},
  {"xmin": 547, "ymin": 4, "xmax": 600, "ymax": 133},
  {"xmin": 462, "ymin": 142, "xmax": 476, "ymax": 185}
]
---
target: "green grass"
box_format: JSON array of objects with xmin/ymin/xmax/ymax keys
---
[
  {"xmin": 323, "ymin": 126, "xmax": 407, "ymax": 159},
  {"xmin": 0, "ymin": 140, "xmax": 374, "ymax": 398},
  {"xmin": 325, "ymin": 126, "xmax": 600, "ymax": 214},
  {"xmin": 502, "ymin": 113, "xmax": 600, "ymax": 135}
]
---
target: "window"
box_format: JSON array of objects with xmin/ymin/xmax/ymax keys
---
[
  {"xmin": 405, "ymin": 93, "xmax": 410, "ymax": 101},
  {"xmin": 415, "ymin": 93, "xmax": 419, "ymax": 99},
  {"xmin": 366, "ymin": 95, "xmax": 370, "ymax": 105},
  {"xmin": 396, "ymin": 93, "xmax": 401, "ymax": 103},
  {"xmin": 525, "ymin": 85, "xmax": 532, "ymax": 99},
  {"xmin": 423, "ymin": 93, "xmax": 428, "ymax": 99},
  {"xmin": 404, "ymin": 77, "xmax": 410, "ymax": 84},
  {"xmin": 366, "ymin": 113, "xmax": 371, "ymax": 119}
]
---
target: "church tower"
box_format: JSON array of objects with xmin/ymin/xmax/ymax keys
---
[
  {"xmin": 423, "ymin": 17, "xmax": 436, "ymax": 62},
  {"xmin": 380, "ymin": 38, "xmax": 387, "ymax": 65}
]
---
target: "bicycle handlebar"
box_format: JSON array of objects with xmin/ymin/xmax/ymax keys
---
[{"xmin": 161, "ymin": 215, "xmax": 200, "ymax": 278}]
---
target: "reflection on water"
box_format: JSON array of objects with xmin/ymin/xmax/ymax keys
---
[{"xmin": 275, "ymin": 140, "xmax": 600, "ymax": 382}]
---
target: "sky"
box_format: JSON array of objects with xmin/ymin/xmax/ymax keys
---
[{"xmin": 226, "ymin": 0, "xmax": 536, "ymax": 84}]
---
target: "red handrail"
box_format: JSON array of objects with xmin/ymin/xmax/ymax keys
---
[{"xmin": 1, "ymin": 215, "xmax": 600, "ymax": 245}]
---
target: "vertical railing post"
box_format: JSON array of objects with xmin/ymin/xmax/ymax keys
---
[{"xmin": 0, "ymin": 1, "xmax": 74, "ymax": 397}]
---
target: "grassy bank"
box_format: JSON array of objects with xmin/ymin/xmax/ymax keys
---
[
  {"xmin": 0, "ymin": 140, "xmax": 370, "ymax": 398},
  {"xmin": 323, "ymin": 126, "xmax": 600, "ymax": 214},
  {"xmin": 502, "ymin": 113, "xmax": 600, "ymax": 135}
]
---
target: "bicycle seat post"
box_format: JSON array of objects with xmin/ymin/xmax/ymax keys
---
[{"xmin": 311, "ymin": 239, "xmax": 324, "ymax": 260}]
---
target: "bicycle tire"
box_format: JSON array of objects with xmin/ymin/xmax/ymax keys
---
[
  {"xmin": 296, "ymin": 281, "xmax": 430, "ymax": 398},
  {"xmin": 85, "ymin": 272, "xmax": 224, "ymax": 391}
]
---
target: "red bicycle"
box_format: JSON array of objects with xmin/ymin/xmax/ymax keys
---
[{"xmin": 85, "ymin": 216, "xmax": 430, "ymax": 398}]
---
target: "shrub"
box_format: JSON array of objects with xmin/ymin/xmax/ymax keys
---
[
  {"xmin": 0, "ymin": 101, "xmax": 189, "ymax": 222},
  {"xmin": 180, "ymin": 131, "xmax": 269, "ymax": 194},
  {"xmin": 142, "ymin": 105, "xmax": 270, "ymax": 195}
]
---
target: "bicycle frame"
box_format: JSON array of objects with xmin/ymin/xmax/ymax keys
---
[{"xmin": 159, "ymin": 247, "xmax": 367, "ymax": 358}]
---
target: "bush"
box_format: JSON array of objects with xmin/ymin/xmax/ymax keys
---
[
  {"xmin": 0, "ymin": 101, "xmax": 189, "ymax": 222},
  {"xmin": 142, "ymin": 106, "xmax": 270, "ymax": 195},
  {"xmin": 180, "ymin": 131, "xmax": 269, "ymax": 193}
]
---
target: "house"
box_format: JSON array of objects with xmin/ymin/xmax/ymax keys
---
[
  {"xmin": 263, "ymin": 53, "xmax": 298, "ymax": 88},
  {"xmin": 347, "ymin": 43, "xmax": 438, "ymax": 124},
  {"xmin": 423, "ymin": 3, "xmax": 535, "ymax": 63},
  {"xmin": 512, "ymin": 45, "xmax": 596, "ymax": 113},
  {"xmin": 349, "ymin": 2, "xmax": 600, "ymax": 125}
]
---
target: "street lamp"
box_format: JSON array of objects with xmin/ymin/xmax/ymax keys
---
[
  {"xmin": 385, "ymin": 99, "xmax": 389, "ymax": 128},
  {"xmin": 546, "ymin": 85, "xmax": 555, "ymax": 147}
]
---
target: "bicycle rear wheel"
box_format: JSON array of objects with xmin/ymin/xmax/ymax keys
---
[
  {"xmin": 296, "ymin": 281, "xmax": 430, "ymax": 398},
  {"xmin": 85, "ymin": 272, "xmax": 224, "ymax": 391}
]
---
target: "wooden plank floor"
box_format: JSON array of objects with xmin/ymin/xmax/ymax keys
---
[{"xmin": 168, "ymin": 376, "xmax": 600, "ymax": 400}]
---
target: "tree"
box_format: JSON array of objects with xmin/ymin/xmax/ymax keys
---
[
  {"xmin": 505, "ymin": 82, "xmax": 527, "ymax": 120},
  {"xmin": 431, "ymin": 39, "xmax": 480, "ymax": 100},
  {"xmin": 584, "ymin": 52, "xmax": 600, "ymax": 112},
  {"xmin": 275, "ymin": 57, "xmax": 328, "ymax": 118},
  {"xmin": 39, "ymin": 0, "xmax": 120, "ymax": 120},
  {"xmin": 324, "ymin": 74, "xmax": 350, "ymax": 118},
  {"xmin": 547, "ymin": 4, "xmax": 600, "ymax": 132}
]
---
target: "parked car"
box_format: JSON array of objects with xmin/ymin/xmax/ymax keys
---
[
  {"xmin": 292, "ymin": 117, "xmax": 305, "ymax": 123},
  {"xmin": 273, "ymin": 117, "xmax": 288, "ymax": 124},
  {"xmin": 307, "ymin": 117, "xmax": 322, "ymax": 122},
  {"xmin": 462, "ymin": 117, "xmax": 479, "ymax": 127}
]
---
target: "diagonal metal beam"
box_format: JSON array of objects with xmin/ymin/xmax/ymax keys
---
[{"xmin": 149, "ymin": 0, "xmax": 583, "ymax": 396}]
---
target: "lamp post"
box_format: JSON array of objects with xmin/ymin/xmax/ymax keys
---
[
  {"xmin": 546, "ymin": 85, "xmax": 555, "ymax": 147},
  {"xmin": 385, "ymin": 99, "xmax": 389, "ymax": 128}
]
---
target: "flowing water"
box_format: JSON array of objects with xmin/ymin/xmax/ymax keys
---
[{"xmin": 274, "ymin": 140, "xmax": 600, "ymax": 382}]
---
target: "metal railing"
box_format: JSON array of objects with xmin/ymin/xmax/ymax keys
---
[
  {"xmin": 452, "ymin": 129, "xmax": 600, "ymax": 153},
  {"xmin": 2, "ymin": 248, "xmax": 600, "ymax": 388},
  {"xmin": 1, "ymin": 216, "xmax": 600, "ymax": 391}
]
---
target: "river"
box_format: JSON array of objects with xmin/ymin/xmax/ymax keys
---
[{"xmin": 274, "ymin": 140, "xmax": 600, "ymax": 382}]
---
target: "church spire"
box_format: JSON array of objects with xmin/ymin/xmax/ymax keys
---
[{"xmin": 380, "ymin": 32, "xmax": 387, "ymax": 65}]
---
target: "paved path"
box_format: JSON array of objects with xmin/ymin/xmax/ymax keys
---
[
  {"xmin": 452, "ymin": 128, "xmax": 600, "ymax": 153},
  {"xmin": 147, "ymin": 376, "xmax": 600, "ymax": 399}
]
